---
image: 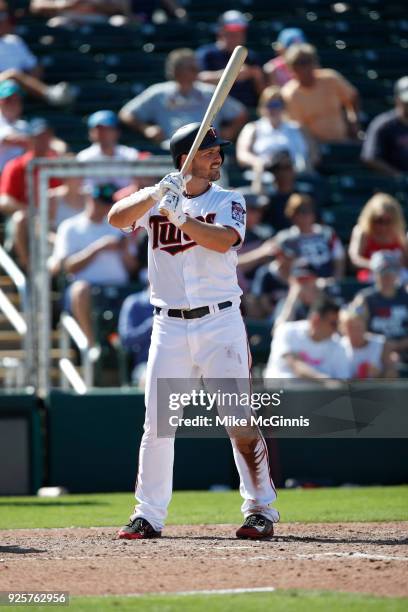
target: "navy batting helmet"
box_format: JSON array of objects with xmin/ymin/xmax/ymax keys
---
[{"xmin": 170, "ymin": 122, "xmax": 230, "ymax": 169}]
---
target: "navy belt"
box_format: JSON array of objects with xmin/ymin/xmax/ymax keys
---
[{"xmin": 155, "ymin": 300, "xmax": 232, "ymax": 319}]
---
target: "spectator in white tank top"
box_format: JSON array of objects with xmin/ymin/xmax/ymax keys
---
[{"xmin": 236, "ymin": 86, "xmax": 316, "ymax": 176}]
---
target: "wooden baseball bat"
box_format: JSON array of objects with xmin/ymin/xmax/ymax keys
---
[{"xmin": 180, "ymin": 45, "xmax": 248, "ymax": 176}]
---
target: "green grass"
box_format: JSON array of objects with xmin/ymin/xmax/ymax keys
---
[
  {"xmin": 13, "ymin": 591, "xmax": 408, "ymax": 612},
  {"xmin": 0, "ymin": 486, "xmax": 407, "ymax": 529}
]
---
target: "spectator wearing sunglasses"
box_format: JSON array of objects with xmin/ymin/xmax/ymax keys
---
[
  {"xmin": 236, "ymin": 86, "xmax": 314, "ymax": 176},
  {"xmin": 348, "ymin": 193, "xmax": 408, "ymax": 282}
]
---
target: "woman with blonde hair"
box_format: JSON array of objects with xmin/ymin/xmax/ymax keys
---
[
  {"xmin": 348, "ymin": 193, "xmax": 408, "ymax": 282},
  {"xmin": 236, "ymin": 85, "xmax": 313, "ymax": 176}
]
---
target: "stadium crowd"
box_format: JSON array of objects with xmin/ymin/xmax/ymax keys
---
[{"xmin": 0, "ymin": 2, "xmax": 407, "ymax": 386}]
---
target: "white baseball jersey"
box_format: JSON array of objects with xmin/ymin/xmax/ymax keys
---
[
  {"xmin": 130, "ymin": 184, "xmax": 246, "ymax": 309},
  {"xmin": 119, "ymin": 181, "xmax": 279, "ymax": 531}
]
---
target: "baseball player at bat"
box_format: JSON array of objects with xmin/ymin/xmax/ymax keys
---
[{"xmin": 108, "ymin": 122, "xmax": 279, "ymax": 539}]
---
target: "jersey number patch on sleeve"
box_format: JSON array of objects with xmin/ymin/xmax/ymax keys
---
[{"xmin": 231, "ymin": 201, "xmax": 245, "ymax": 225}]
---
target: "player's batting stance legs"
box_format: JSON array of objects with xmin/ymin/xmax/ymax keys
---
[{"xmin": 108, "ymin": 122, "xmax": 279, "ymax": 540}]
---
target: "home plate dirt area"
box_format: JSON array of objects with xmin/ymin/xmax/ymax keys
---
[{"xmin": 1, "ymin": 523, "xmax": 407, "ymax": 597}]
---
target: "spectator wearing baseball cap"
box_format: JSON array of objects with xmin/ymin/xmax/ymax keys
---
[
  {"xmin": 361, "ymin": 76, "xmax": 408, "ymax": 176},
  {"xmin": 50, "ymin": 182, "xmax": 138, "ymax": 347},
  {"xmin": 281, "ymin": 44, "xmax": 360, "ymax": 142},
  {"xmin": 196, "ymin": 10, "xmax": 264, "ymax": 107},
  {"xmin": 77, "ymin": 110, "xmax": 140, "ymax": 191},
  {"xmin": 352, "ymin": 251, "xmax": 408, "ymax": 370},
  {"xmin": 264, "ymin": 27, "xmax": 307, "ymax": 87},
  {"xmin": 0, "ymin": 79, "xmax": 30, "ymax": 173}
]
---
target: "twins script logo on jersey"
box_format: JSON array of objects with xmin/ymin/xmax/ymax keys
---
[
  {"xmin": 150, "ymin": 213, "xmax": 216, "ymax": 255},
  {"xmin": 231, "ymin": 201, "xmax": 245, "ymax": 225}
]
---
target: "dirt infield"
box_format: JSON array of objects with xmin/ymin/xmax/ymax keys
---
[{"xmin": 0, "ymin": 523, "xmax": 407, "ymax": 597}]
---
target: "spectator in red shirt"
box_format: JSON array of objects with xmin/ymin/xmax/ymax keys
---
[
  {"xmin": 0, "ymin": 118, "xmax": 62, "ymax": 268},
  {"xmin": 348, "ymin": 193, "xmax": 408, "ymax": 282}
]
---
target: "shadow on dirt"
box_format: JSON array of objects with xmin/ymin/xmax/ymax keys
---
[
  {"xmin": 0, "ymin": 501, "xmax": 107, "ymax": 507},
  {"xmin": 0, "ymin": 545, "xmax": 47, "ymax": 554}
]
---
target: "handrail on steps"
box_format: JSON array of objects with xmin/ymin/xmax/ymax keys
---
[{"xmin": 59, "ymin": 313, "xmax": 99, "ymax": 393}]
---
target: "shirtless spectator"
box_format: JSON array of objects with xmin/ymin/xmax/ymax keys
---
[
  {"xmin": 264, "ymin": 27, "xmax": 306, "ymax": 87},
  {"xmin": 196, "ymin": 10, "xmax": 264, "ymax": 107},
  {"xmin": 281, "ymin": 44, "xmax": 360, "ymax": 142},
  {"xmin": 119, "ymin": 48, "xmax": 246, "ymax": 147},
  {"xmin": 361, "ymin": 76, "xmax": 408, "ymax": 177},
  {"xmin": 264, "ymin": 295, "xmax": 349, "ymax": 379},
  {"xmin": 0, "ymin": 3, "xmax": 75, "ymax": 105}
]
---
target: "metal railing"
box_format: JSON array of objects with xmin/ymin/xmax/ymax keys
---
[
  {"xmin": 28, "ymin": 157, "xmax": 174, "ymax": 395},
  {"xmin": 0, "ymin": 245, "xmax": 29, "ymax": 387},
  {"xmin": 59, "ymin": 313, "xmax": 100, "ymax": 394}
]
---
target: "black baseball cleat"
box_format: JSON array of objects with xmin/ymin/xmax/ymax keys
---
[
  {"xmin": 118, "ymin": 517, "xmax": 162, "ymax": 540},
  {"xmin": 236, "ymin": 514, "xmax": 274, "ymax": 539}
]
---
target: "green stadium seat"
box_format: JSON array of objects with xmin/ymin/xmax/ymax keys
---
[
  {"xmin": 337, "ymin": 278, "xmax": 370, "ymax": 303},
  {"xmin": 101, "ymin": 51, "xmax": 166, "ymax": 82},
  {"xmin": 319, "ymin": 143, "xmax": 363, "ymax": 174},
  {"xmin": 328, "ymin": 204, "xmax": 360, "ymax": 242},
  {"xmin": 74, "ymin": 82, "xmax": 132, "ymax": 113},
  {"xmin": 40, "ymin": 51, "xmax": 103, "ymax": 81}
]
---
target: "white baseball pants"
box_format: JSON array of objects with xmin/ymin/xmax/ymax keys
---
[{"xmin": 131, "ymin": 304, "xmax": 279, "ymax": 531}]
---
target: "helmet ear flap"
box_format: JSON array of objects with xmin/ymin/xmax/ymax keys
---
[{"xmin": 220, "ymin": 149, "xmax": 225, "ymax": 165}]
